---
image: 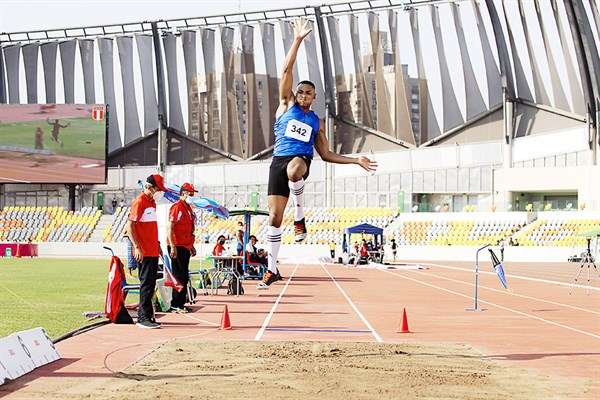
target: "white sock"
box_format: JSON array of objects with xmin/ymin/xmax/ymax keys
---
[
  {"xmin": 289, "ymin": 178, "xmax": 305, "ymax": 221},
  {"xmin": 266, "ymin": 225, "xmax": 282, "ymax": 274}
]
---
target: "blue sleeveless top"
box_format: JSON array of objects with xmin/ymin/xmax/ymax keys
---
[{"xmin": 273, "ymin": 103, "xmax": 321, "ymax": 158}]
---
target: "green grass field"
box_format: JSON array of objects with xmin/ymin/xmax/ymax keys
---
[
  {"xmin": 0, "ymin": 258, "xmax": 115, "ymax": 339},
  {"xmin": 0, "ymin": 117, "xmax": 105, "ymax": 160},
  {"xmin": 0, "ymin": 257, "xmax": 216, "ymax": 340}
]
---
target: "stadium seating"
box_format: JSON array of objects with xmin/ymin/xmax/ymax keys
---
[
  {"xmin": 293, "ymin": 207, "xmax": 396, "ymax": 245},
  {"xmin": 193, "ymin": 210, "xmax": 254, "ymax": 247},
  {"xmin": 252, "ymin": 207, "xmax": 396, "ymax": 245},
  {"xmin": 195, "ymin": 207, "xmax": 397, "ymax": 246},
  {"xmin": 386, "ymin": 214, "xmax": 525, "ymax": 246},
  {"xmin": 2, "ymin": 204, "xmax": 595, "ymax": 248},
  {"xmin": 0, "ymin": 206, "xmax": 101, "ymax": 242},
  {"xmin": 102, "ymin": 206, "xmax": 130, "ymax": 242},
  {"xmin": 512, "ymin": 217, "xmax": 600, "ymax": 246}
]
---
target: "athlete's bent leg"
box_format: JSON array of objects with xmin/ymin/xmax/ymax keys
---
[
  {"xmin": 289, "ymin": 178, "xmax": 305, "ymax": 221},
  {"xmin": 287, "ymin": 158, "xmax": 308, "ymax": 242}
]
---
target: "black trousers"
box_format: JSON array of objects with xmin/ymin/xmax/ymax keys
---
[
  {"xmin": 138, "ymin": 256, "xmax": 158, "ymax": 322},
  {"xmin": 168, "ymin": 246, "xmax": 191, "ymax": 309}
]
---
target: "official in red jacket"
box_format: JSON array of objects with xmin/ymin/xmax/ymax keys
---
[{"xmin": 166, "ymin": 182, "xmax": 197, "ymax": 313}]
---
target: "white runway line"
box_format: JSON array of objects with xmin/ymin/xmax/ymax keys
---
[
  {"xmin": 380, "ymin": 269, "xmax": 600, "ymax": 340},
  {"xmin": 254, "ymin": 264, "xmax": 300, "ymax": 341},
  {"xmin": 0, "ymin": 177, "xmax": 30, "ymax": 183},
  {"xmin": 411, "ymin": 269, "xmax": 600, "ymax": 315},
  {"xmin": 425, "ymin": 262, "xmax": 600, "ymax": 292},
  {"xmin": 320, "ymin": 262, "xmax": 383, "ymax": 343},
  {"xmin": 183, "ymin": 314, "xmax": 220, "ymax": 327}
]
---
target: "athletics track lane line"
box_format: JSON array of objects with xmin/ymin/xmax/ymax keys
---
[
  {"xmin": 318, "ymin": 261, "xmax": 383, "ymax": 343},
  {"xmin": 410, "ymin": 268, "xmax": 600, "ymax": 315},
  {"xmin": 254, "ymin": 264, "xmax": 300, "ymax": 341},
  {"xmin": 425, "ymin": 262, "xmax": 600, "ymax": 292},
  {"xmin": 379, "ymin": 269, "xmax": 600, "ymax": 340}
]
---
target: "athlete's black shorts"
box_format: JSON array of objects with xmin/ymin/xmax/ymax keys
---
[{"xmin": 268, "ymin": 155, "xmax": 312, "ymax": 197}]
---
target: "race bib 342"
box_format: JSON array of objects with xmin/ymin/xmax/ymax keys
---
[{"xmin": 284, "ymin": 119, "xmax": 312, "ymax": 142}]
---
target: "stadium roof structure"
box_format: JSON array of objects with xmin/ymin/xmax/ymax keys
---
[{"xmin": 0, "ymin": 0, "xmax": 597, "ymax": 168}]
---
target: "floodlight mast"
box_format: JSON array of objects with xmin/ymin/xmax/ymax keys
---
[{"xmin": 151, "ymin": 22, "xmax": 168, "ymax": 173}]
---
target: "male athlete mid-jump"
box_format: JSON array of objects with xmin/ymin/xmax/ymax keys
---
[
  {"xmin": 258, "ymin": 17, "xmax": 378, "ymax": 290},
  {"xmin": 46, "ymin": 118, "xmax": 70, "ymax": 148}
]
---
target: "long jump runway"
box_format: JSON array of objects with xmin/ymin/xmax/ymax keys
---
[{"xmin": 3, "ymin": 260, "xmax": 599, "ymax": 398}]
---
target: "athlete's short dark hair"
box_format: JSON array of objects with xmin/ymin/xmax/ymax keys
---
[{"xmin": 297, "ymin": 80, "xmax": 316, "ymax": 90}]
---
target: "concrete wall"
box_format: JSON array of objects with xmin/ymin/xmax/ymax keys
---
[
  {"xmin": 389, "ymin": 245, "xmax": 582, "ymax": 263},
  {"xmin": 3, "ymin": 127, "xmax": 597, "ymax": 212},
  {"xmin": 494, "ymin": 166, "xmax": 600, "ymax": 211}
]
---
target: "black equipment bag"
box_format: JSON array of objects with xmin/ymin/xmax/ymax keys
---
[{"xmin": 227, "ymin": 277, "xmax": 244, "ymax": 295}]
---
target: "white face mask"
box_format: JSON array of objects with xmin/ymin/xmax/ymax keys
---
[
  {"xmin": 185, "ymin": 196, "xmax": 194, "ymax": 204},
  {"xmin": 152, "ymin": 190, "xmax": 164, "ymax": 201}
]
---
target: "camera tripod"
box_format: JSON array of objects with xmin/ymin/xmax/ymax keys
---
[{"xmin": 570, "ymin": 237, "xmax": 600, "ymax": 295}]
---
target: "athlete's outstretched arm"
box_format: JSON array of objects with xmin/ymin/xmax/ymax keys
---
[
  {"xmin": 278, "ymin": 18, "xmax": 313, "ymax": 111},
  {"xmin": 314, "ymin": 120, "xmax": 377, "ymax": 172}
]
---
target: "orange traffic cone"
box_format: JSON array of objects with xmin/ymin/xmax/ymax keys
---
[
  {"xmin": 15, "ymin": 243, "xmax": 22, "ymax": 258},
  {"xmin": 396, "ymin": 308, "xmax": 411, "ymax": 333},
  {"xmin": 219, "ymin": 305, "xmax": 232, "ymax": 330}
]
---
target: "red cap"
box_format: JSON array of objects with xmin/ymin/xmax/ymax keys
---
[
  {"xmin": 146, "ymin": 174, "xmax": 167, "ymax": 192},
  {"xmin": 181, "ymin": 183, "xmax": 197, "ymax": 193}
]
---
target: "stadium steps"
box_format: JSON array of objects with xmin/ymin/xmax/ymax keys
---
[
  {"xmin": 383, "ymin": 216, "xmax": 404, "ymax": 239},
  {"xmin": 89, "ymin": 215, "xmax": 113, "ymax": 242}
]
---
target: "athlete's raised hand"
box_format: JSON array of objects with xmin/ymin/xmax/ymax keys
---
[
  {"xmin": 357, "ymin": 156, "xmax": 378, "ymax": 172},
  {"xmin": 291, "ymin": 17, "xmax": 313, "ymax": 40}
]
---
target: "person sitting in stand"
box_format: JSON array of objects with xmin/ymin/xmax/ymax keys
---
[
  {"xmin": 373, "ymin": 243, "xmax": 383, "ymax": 263},
  {"xmin": 236, "ymin": 221, "xmax": 245, "ymax": 256},
  {"xmin": 246, "ymin": 235, "xmax": 268, "ymax": 265},
  {"xmin": 241, "ymin": 235, "xmax": 261, "ymax": 277},
  {"xmin": 204, "ymin": 235, "xmax": 228, "ymax": 290},
  {"xmin": 246, "ymin": 235, "xmax": 280, "ymax": 279},
  {"xmin": 358, "ymin": 240, "xmax": 369, "ymax": 264},
  {"xmin": 212, "ymin": 235, "xmax": 226, "ymax": 257}
]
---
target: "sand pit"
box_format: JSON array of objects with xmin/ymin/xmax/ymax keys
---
[{"xmin": 19, "ymin": 340, "xmax": 582, "ymax": 400}]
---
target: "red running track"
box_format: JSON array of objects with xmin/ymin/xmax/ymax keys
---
[{"xmin": 3, "ymin": 260, "xmax": 599, "ymax": 398}]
